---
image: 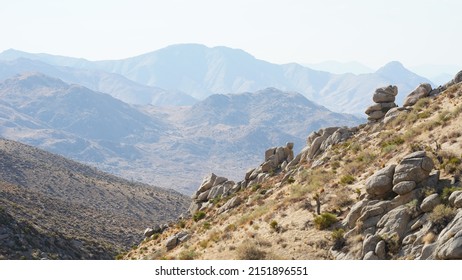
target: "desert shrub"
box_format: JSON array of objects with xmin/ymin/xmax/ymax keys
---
[
  {"xmin": 290, "ymin": 169, "xmax": 333, "ymax": 201},
  {"xmin": 178, "ymin": 249, "xmax": 197, "ymax": 260},
  {"xmin": 331, "ymin": 228, "xmax": 346, "ymax": 250},
  {"xmin": 382, "ymin": 233, "xmax": 400, "ymax": 257},
  {"xmin": 225, "ymin": 223, "xmax": 237, "ymax": 232},
  {"xmin": 237, "ymin": 243, "xmax": 266, "ymax": 260},
  {"xmin": 269, "ymin": 220, "xmax": 278, "ymax": 231},
  {"xmin": 178, "ymin": 220, "xmax": 186, "ymax": 229},
  {"xmin": 413, "ymin": 97, "xmax": 431, "ymax": 111},
  {"xmin": 313, "ymin": 212, "xmax": 338, "ymax": 230},
  {"xmin": 440, "ymin": 186, "xmax": 460, "ymax": 203},
  {"xmin": 381, "ymin": 136, "xmax": 405, "ymax": 149},
  {"xmin": 193, "ymin": 211, "xmax": 206, "ymax": 222},
  {"xmin": 339, "ymin": 174, "xmax": 355, "ymax": 185},
  {"xmin": 203, "ymin": 221, "xmax": 211, "ymax": 230},
  {"xmin": 251, "ymin": 184, "xmax": 262, "ymax": 191},
  {"xmin": 429, "ymin": 205, "xmax": 456, "ymax": 231},
  {"xmin": 287, "ymin": 177, "xmax": 295, "ymax": 184}
]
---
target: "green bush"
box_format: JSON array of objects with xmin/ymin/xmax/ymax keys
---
[
  {"xmin": 193, "ymin": 211, "xmax": 206, "ymax": 222},
  {"xmin": 339, "ymin": 174, "xmax": 355, "ymax": 185},
  {"xmin": 429, "ymin": 204, "xmax": 456, "ymax": 231},
  {"xmin": 331, "ymin": 228, "xmax": 346, "ymax": 250},
  {"xmin": 313, "ymin": 212, "xmax": 338, "ymax": 230}
]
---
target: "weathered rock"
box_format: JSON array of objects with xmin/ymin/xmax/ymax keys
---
[
  {"xmin": 420, "ymin": 194, "xmax": 441, "ymax": 212},
  {"xmin": 449, "ymin": 191, "xmax": 462, "ymax": 208},
  {"xmin": 392, "ymin": 181, "xmax": 416, "ymax": 195},
  {"xmin": 261, "ymin": 160, "xmax": 274, "ymax": 173},
  {"xmin": 213, "ymin": 176, "xmax": 227, "ymax": 187},
  {"xmin": 218, "ymin": 196, "xmax": 242, "ymax": 214},
  {"xmin": 393, "ymin": 151, "xmax": 434, "ymax": 185},
  {"xmin": 373, "ymin": 91, "xmax": 396, "ymax": 103},
  {"xmin": 376, "ymin": 85, "xmax": 398, "ymax": 96},
  {"xmin": 435, "ymin": 210, "xmax": 462, "ymax": 259},
  {"xmin": 375, "ymin": 240, "xmax": 386, "ymax": 259},
  {"xmin": 391, "ymin": 189, "xmax": 422, "ymax": 209},
  {"xmin": 403, "ymin": 83, "xmax": 432, "ymax": 107},
  {"xmin": 363, "ymin": 251, "xmax": 379, "ymax": 260},
  {"xmin": 454, "ymin": 70, "xmax": 462, "ymax": 84},
  {"xmin": 343, "ymin": 199, "xmax": 370, "ymax": 229},
  {"xmin": 188, "ymin": 202, "xmax": 202, "ymax": 215},
  {"xmin": 362, "ymin": 234, "xmax": 381, "ymax": 257},
  {"xmin": 365, "ymin": 165, "xmax": 396, "ymax": 196},
  {"xmin": 144, "ymin": 228, "xmax": 155, "ymax": 238},
  {"xmin": 377, "ymin": 205, "xmax": 411, "ymax": 240},
  {"xmin": 419, "ymin": 243, "xmax": 437, "ymax": 260},
  {"xmin": 165, "ymin": 235, "xmax": 178, "ymax": 251},
  {"xmin": 197, "ymin": 173, "xmax": 217, "ymax": 193},
  {"xmin": 197, "ymin": 190, "xmax": 211, "ymax": 202},
  {"xmin": 245, "ymin": 168, "xmax": 255, "ymax": 180},
  {"xmin": 383, "ymin": 107, "xmax": 409, "ymax": 125},
  {"xmin": 265, "ymin": 148, "xmax": 276, "ymax": 161},
  {"xmin": 418, "ymin": 170, "xmax": 440, "ymax": 189},
  {"xmin": 367, "ymin": 110, "xmax": 386, "ymax": 120}
]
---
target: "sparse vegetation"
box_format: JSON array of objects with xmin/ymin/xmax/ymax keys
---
[
  {"xmin": 313, "ymin": 212, "xmax": 338, "ymax": 230},
  {"xmin": 237, "ymin": 243, "xmax": 267, "ymax": 260},
  {"xmin": 339, "ymin": 174, "xmax": 355, "ymax": 185},
  {"xmin": 193, "ymin": 211, "xmax": 206, "ymax": 222},
  {"xmin": 331, "ymin": 228, "xmax": 346, "ymax": 250},
  {"xmin": 429, "ymin": 205, "xmax": 456, "ymax": 231}
]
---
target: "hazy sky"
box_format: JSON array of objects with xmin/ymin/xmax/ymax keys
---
[{"xmin": 1, "ymin": 0, "xmax": 461, "ymax": 68}]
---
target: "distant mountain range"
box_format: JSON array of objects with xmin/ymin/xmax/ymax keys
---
[
  {"xmin": 0, "ymin": 73, "xmax": 361, "ymax": 193},
  {"xmin": 0, "ymin": 44, "xmax": 435, "ymax": 115}
]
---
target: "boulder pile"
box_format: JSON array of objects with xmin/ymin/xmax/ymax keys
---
[
  {"xmin": 365, "ymin": 85, "xmax": 398, "ymax": 122},
  {"xmin": 335, "ymin": 151, "xmax": 462, "ymax": 260}
]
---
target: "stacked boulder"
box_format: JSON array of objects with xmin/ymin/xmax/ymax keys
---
[{"xmin": 365, "ymin": 85, "xmax": 398, "ymax": 122}]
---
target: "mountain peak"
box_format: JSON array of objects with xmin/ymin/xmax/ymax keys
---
[
  {"xmin": 375, "ymin": 61, "xmax": 407, "ymax": 74},
  {"xmin": 2, "ymin": 72, "xmax": 68, "ymax": 90}
]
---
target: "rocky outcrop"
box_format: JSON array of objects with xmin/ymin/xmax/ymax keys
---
[
  {"xmin": 165, "ymin": 231, "xmax": 190, "ymax": 251},
  {"xmin": 189, "ymin": 173, "xmax": 238, "ymax": 214},
  {"xmin": 393, "ymin": 151, "xmax": 434, "ymax": 185},
  {"xmin": 143, "ymin": 224, "xmax": 169, "ymax": 238},
  {"xmin": 365, "ymin": 86, "xmax": 398, "ymax": 122},
  {"xmin": 403, "ymin": 83, "xmax": 432, "ymax": 107},
  {"xmin": 336, "ymin": 150, "xmax": 462, "ymax": 260},
  {"xmin": 301, "ymin": 127, "xmax": 357, "ymax": 162},
  {"xmin": 365, "ymin": 165, "xmax": 396, "ymax": 198}
]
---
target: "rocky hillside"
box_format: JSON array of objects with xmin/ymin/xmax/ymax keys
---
[
  {"xmin": 124, "ymin": 70, "xmax": 462, "ymax": 260},
  {"xmin": 0, "ymin": 138, "xmax": 189, "ymax": 259}
]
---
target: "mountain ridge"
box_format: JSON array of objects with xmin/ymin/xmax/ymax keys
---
[{"xmin": 0, "ymin": 44, "xmax": 433, "ymax": 114}]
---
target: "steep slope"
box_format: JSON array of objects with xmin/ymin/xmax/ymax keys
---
[
  {"xmin": 0, "ymin": 138, "xmax": 189, "ymax": 259},
  {"xmin": 124, "ymin": 72, "xmax": 462, "ymax": 260},
  {"xmin": 0, "ymin": 45, "xmax": 432, "ymax": 115}
]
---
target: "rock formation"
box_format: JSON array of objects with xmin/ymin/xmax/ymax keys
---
[
  {"xmin": 403, "ymin": 83, "xmax": 432, "ymax": 107},
  {"xmin": 336, "ymin": 151, "xmax": 462, "ymax": 260},
  {"xmin": 365, "ymin": 85, "xmax": 398, "ymax": 122}
]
